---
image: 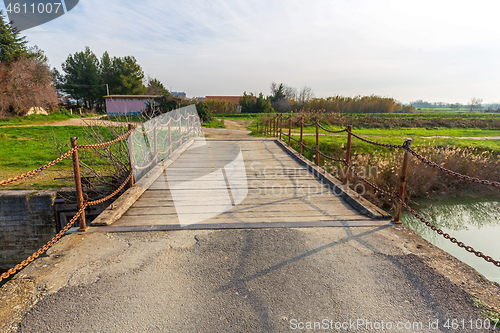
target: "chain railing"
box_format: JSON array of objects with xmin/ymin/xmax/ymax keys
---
[
  {"xmin": 0, "ymin": 111, "xmax": 203, "ymax": 283},
  {"xmin": 258, "ymin": 114, "xmax": 500, "ymax": 268}
]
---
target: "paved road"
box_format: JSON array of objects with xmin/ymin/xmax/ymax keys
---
[{"xmin": 15, "ymin": 227, "xmax": 494, "ymax": 332}]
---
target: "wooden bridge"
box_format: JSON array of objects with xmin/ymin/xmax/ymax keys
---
[{"xmin": 93, "ymin": 138, "xmax": 390, "ymax": 232}]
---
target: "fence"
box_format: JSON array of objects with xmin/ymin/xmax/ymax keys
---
[
  {"xmin": 258, "ymin": 114, "xmax": 500, "ymax": 268},
  {"xmin": 0, "ymin": 110, "xmax": 202, "ymax": 282}
]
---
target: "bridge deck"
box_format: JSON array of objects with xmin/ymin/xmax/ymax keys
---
[{"xmin": 105, "ymin": 140, "xmax": 388, "ymax": 231}]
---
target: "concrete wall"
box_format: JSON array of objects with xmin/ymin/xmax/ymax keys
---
[
  {"xmin": 0, "ymin": 190, "xmax": 109, "ymax": 270},
  {"xmin": 0, "ymin": 190, "xmax": 57, "ymax": 270}
]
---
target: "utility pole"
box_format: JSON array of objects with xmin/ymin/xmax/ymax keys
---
[{"xmin": 106, "ymin": 84, "xmax": 109, "ymax": 96}]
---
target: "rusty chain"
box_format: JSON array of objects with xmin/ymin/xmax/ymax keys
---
[
  {"xmin": 0, "ymin": 204, "xmax": 86, "ymax": 282},
  {"xmin": 87, "ymin": 172, "xmax": 133, "ymax": 206},
  {"xmin": 317, "ymin": 150, "xmax": 346, "ymax": 163},
  {"xmin": 317, "ymin": 122, "xmax": 347, "ymax": 134},
  {"xmin": 0, "ymin": 171, "xmax": 135, "ymax": 282},
  {"xmin": 1, "ymin": 127, "xmax": 135, "ymax": 186},
  {"xmin": 345, "ymin": 163, "xmax": 500, "ymax": 268},
  {"xmin": 78, "ymin": 127, "xmax": 134, "ymax": 149},
  {"xmin": 348, "ymin": 130, "xmax": 405, "ymax": 149},
  {"xmin": 0, "ymin": 147, "xmax": 77, "ymax": 186},
  {"xmin": 406, "ymin": 147, "xmax": 500, "ymax": 187}
]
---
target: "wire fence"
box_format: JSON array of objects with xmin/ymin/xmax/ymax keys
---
[{"xmin": 259, "ymin": 114, "xmax": 500, "ymax": 268}]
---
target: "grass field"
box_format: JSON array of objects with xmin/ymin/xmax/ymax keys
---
[{"xmin": 0, "ymin": 126, "xmax": 120, "ymax": 189}]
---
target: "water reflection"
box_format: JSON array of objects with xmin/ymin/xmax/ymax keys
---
[{"xmin": 401, "ymin": 198, "xmax": 500, "ymax": 284}]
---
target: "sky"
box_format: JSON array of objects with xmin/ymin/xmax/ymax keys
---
[{"xmin": 3, "ymin": 0, "xmax": 500, "ymax": 104}]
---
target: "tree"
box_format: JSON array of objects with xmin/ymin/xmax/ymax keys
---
[
  {"xmin": 0, "ymin": 11, "xmax": 29, "ymax": 64},
  {"xmin": 469, "ymin": 97, "xmax": 483, "ymax": 111},
  {"xmin": 59, "ymin": 46, "xmax": 101, "ymax": 109},
  {"xmin": 0, "ymin": 57, "xmax": 58, "ymax": 116},
  {"xmin": 297, "ymin": 86, "xmax": 314, "ymax": 104},
  {"xmin": 145, "ymin": 78, "xmax": 168, "ymax": 95},
  {"xmin": 59, "ymin": 47, "xmax": 148, "ymax": 110},
  {"xmin": 111, "ymin": 56, "xmax": 146, "ymax": 95},
  {"xmin": 239, "ymin": 92, "xmax": 273, "ymax": 113},
  {"xmin": 0, "ymin": 12, "xmax": 57, "ymax": 116},
  {"xmin": 270, "ymin": 82, "xmax": 297, "ymax": 112}
]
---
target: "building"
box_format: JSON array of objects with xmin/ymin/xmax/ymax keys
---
[
  {"xmin": 171, "ymin": 92, "xmax": 187, "ymax": 98},
  {"xmin": 205, "ymin": 96, "xmax": 248, "ymax": 104},
  {"xmin": 104, "ymin": 95, "xmax": 161, "ymax": 116}
]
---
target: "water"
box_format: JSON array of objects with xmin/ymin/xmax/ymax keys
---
[{"xmin": 401, "ymin": 197, "xmax": 500, "ymax": 284}]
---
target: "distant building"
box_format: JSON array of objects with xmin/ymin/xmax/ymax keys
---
[
  {"xmin": 171, "ymin": 92, "xmax": 187, "ymax": 98},
  {"xmin": 104, "ymin": 95, "xmax": 161, "ymax": 116},
  {"xmin": 205, "ymin": 96, "xmax": 248, "ymax": 104}
]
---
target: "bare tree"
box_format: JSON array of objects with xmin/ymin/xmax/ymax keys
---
[
  {"xmin": 469, "ymin": 97, "xmax": 483, "ymax": 111},
  {"xmin": 297, "ymin": 85, "xmax": 315, "ymax": 104}
]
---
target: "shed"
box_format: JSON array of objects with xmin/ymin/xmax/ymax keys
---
[{"xmin": 104, "ymin": 95, "xmax": 161, "ymax": 116}]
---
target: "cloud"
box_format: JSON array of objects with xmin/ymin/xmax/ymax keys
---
[{"xmin": 16, "ymin": 0, "xmax": 500, "ymax": 103}]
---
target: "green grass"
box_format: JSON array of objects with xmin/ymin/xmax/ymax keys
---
[
  {"xmin": 202, "ymin": 118, "xmax": 226, "ymax": 128},
  {"xmin": 0, "ymin": 113, "xmax": 81, "ymax": 127},
  {"xmin": 0, "ymin": 126, "xmax": 117, "ymax": 189}
]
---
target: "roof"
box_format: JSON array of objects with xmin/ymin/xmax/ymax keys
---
[
  {"xmin": 205, "ymin": 96, "xmax": 246, "ymax": 104},
  {"xmin": 103, "ymin": 95, "xmax": 161, "ymax": 99}
]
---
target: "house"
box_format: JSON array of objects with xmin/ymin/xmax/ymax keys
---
[{"xmin": 104, "ymin": 95, "xmax": 161, "ymax": 116}]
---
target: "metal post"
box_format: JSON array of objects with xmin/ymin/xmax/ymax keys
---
[
  {"xmin": 300, "ymin": 116, "xmax": 303, "ymax": 155},
  {"xmin": 315, "ymin": 121, "xmax": 320, "ymax": 166},
  {"xmin": 344, "ymin": 125, "xmax": 352, "ymax": 185},
  {"xmin": 288, "ymin": 116, "xmax": 292, "ymax": 146},
  {"xmin": 168, "ymin": 121, "xmax": 172, "ymax": 154},
  {"xmin": 128, "ymin": 124, "xmax": 135, "ymax": 187},
  {"xmin": 279, "ymin": 115, "xmax": 282, "ymax": 140},
  {"xmin": 153, "ymin": 124, "xmax": 158, "ymax": 165},
  {"xmin": 393, "ymin": 139, "xmax": 413, "ymax": 224},
  {"xmin": 70, "ymin": 137, "xmax": 87, "ymax": 231},
  {"xmin": 178, "ymin": 117, "xmax": 182, "ymax": 144},
  {"xmin": 275, "ymin": 114, "xmax": 279, "ymax": 137}
]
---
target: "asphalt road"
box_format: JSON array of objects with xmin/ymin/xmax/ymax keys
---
[{"xmin": 15, "ymin": 226, "xmax": 495, "ymax": 332}]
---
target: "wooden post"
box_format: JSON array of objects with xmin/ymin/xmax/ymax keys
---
[
  {"xmin": 70, "ymin": 137, "xmax": 87, "ymax": 231},
  {"xmin": 300, "ymin": 116, "xmax": 303, "ymax": 155},
  {"xmin": 393, "ymin": 139, "xmax": 413, "ymax": 224},
  {"xmin": 288, "ymin": 116, "xmax": 292, "ymax": 146},
  {"xmin": 127, "ymin": 124, "xmax": 135, "ymax": 187},
  {"xmin": 315, "ymin": 120, "xmax": 320, "ymax": 166},
  {"xmin": 344, "ymin": 125, "xmax": 352, "ymax": 185}
]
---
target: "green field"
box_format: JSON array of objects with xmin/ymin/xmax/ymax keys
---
[{"xmin": 0, "ymin": 126, "xmax": 120, "ymax": 189}]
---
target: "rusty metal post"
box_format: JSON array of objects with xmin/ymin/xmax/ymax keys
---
[
  {"xmin": 279, "ymin": 115, "xmax": 282, "ymax": 140},
  {"xmin": 288, "ymin": 116, "xmax": 292, "ymax": 146},
  {"xmin": 315, "ymin": 120, "xmax": 320, "ymax": 166},
  {"xmin": 300, "ymin": 116, "xmax": 303, "ymax": 155},
  {"xmin": 344, "ymin": 125, "xmax": 352, "ymax": 185},
  {"xmin": 275, "ymin": 114, "xmax": 279, "ymax": 137},
  {"xmin": 393, "ymin": 139, "xmax": 413, "ymax": 224},
  {"xmin": 70, "ymin": 137, "xmax": 87, "ymax": 231},
  {"xmin": 127, "ymin": 124, "xmax": 135, "ymax": 187}
]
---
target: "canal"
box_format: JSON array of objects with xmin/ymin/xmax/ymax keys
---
[{"xmin": 401, "ymin": 197, "xmax": 500, "ymax": 284}]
